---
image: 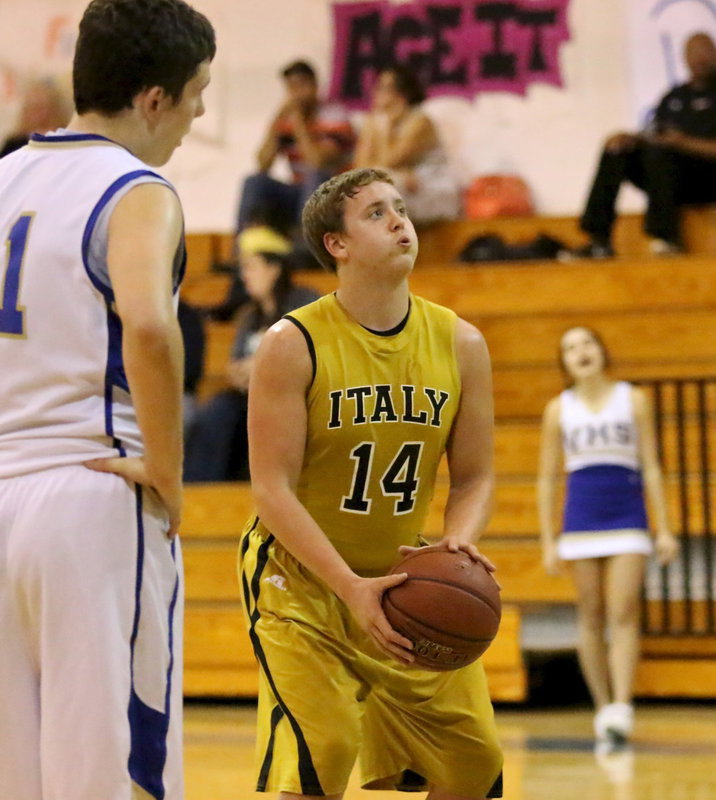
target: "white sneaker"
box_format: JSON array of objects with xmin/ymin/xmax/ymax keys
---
[
  {"xmin": 649, "ymin": 238, "xmax": 682, "ymax": 256},
  {"xmin": 607, "ymin": 702, "xmax": 634, "ymax": 741},
  {"xmin": 594, "ymin": 704, "xmax": 612, "ymax": 741},
  {"xmin": 594, "ymin": 703, "xmax": 634, "ymax": 744}
]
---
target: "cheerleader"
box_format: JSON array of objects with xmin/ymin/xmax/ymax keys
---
[{"xmin": 537, "ymin": 326, "xmax": 678, "ymax": 746}]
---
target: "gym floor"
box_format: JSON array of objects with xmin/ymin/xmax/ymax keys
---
[{"xmin": 184, "ymin": 700, "xmax": 716, "ymax": 799}]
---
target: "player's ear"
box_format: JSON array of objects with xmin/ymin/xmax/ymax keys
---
[
  {"xmin": 135, "ymin": 86, "xmax": 171, "ymax": 125},
  {"xmin": 323, "ymin": 231, "xmax": 346, "ymax": 261}
]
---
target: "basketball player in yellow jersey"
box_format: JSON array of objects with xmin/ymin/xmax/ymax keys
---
[{"xmin": 239, "ymin": 167, "xmax": 502, "ymax": 800}]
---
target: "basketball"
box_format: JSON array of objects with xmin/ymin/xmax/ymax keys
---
[{"xmin": 382, "ymin": 545, "xmax": 501, "ymax": 671}]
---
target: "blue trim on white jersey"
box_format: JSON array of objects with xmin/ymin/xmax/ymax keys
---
[
  {"xmin": 175, "ymin": 233, "xmax": 187, "ymax": 292},
  {"xmin": 85, "ymin": 169, "xmax": 178, "ymax": 455},
  {"xmin": 103, "ymin": 297, "xmax": 128, "ymax": 454},
  {"xmin": 81, "ymin": 169, "xmax": 167, "ymax": 301},
  {"xmin": 164, "ymin": 538, "xmax": 180, "ymax": 734},
  {"xmin": 105, "ymin": 300, "xmax": 130, "ymax": 394},
  {"xmin": 129, "ymin": 485, "xmax": 146, "ymax": 655},
  {"xmin": 30, "ymin": 132, "xmax": 118, "ymax": 145}
]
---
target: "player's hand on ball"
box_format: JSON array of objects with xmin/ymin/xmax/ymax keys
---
[
  {"xmin": 399, "ymin": 538, "xmax": 498, "ymax": 584},
  {"xmin": 85, "ymin": 457, "xmax": 182, "ymax": 537},
  {"xmin": 340, "ymin": 573, "xmax": 415, "ymax": 664},
  {"xmin": 384, "ymin": 546, "xmax": 502, "ymax": 668}
]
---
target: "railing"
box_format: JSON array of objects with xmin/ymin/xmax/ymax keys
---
[{"xmin": 639, "ymin": 378, "xmax": 716, "ymax": 636}]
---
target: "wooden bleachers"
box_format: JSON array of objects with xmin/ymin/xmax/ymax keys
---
[
  {"xmin": 413, "ymin": 206, "xmax": 716, "ymax": 264},
  {"xmin": 181, "ymin": 210, "xmax": 716, "ymax": 701}
]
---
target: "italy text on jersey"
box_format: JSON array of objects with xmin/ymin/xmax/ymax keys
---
[{"xmin": 327, "ymin": 384, "xmax": 450, "ymax": 429}]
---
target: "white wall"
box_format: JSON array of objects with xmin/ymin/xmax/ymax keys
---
[
  {"xmin": 0, "ymin": 0, "xmax": 694, "ymax": 231},
  {"xmin": 423, "ymin": 0, "xmax": 633, "ymax": 222}
]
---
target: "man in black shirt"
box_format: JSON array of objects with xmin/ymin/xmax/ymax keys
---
[{"xmin": 573, "ymin": 32, "xmax": 716, "ymax": 258}]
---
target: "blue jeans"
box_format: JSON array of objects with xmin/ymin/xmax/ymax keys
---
[{"xmin": 183, "ymin": 390, "xmax": 249, "ymax": 482}]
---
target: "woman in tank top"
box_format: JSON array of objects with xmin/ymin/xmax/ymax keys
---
[
  {"xmin": 353, "ymin": 65, "xmax": 461, "ymax": 226},
  {"xmin": 537, "ymin": 326, "xmax": 678, "ymax": 748}
]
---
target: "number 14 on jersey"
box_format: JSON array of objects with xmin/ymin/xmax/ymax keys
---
[{"xmin": 342, "ymin": 441, "xmax": 424, "ymax": 515}]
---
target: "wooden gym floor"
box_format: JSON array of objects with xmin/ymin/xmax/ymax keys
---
[{"xmin": 184, "ymin": 701, "xmax": 716, "ymax": 799}]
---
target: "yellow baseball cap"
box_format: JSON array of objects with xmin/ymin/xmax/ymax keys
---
[{"xmin": 237, "ymin": 225, "xmax": 292, "ymax": 256}]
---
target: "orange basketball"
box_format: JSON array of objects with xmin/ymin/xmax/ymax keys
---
[{"xmin": 382, "ymin": 546, "xmax": 501, "ymax": 671}]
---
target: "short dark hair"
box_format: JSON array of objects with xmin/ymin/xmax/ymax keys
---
[
  {"xmin": 302, "ymin": 167, "xmax": 394, "ymax": 273},
  {"xmin": 385, "ymin": 64, "xmax": 426, "ymax": 106},
  {"xmin": 73, "ymin": 0, "xmax": 215, "ymax": 115},
  {"xmin": 281, "ymin": 60, "xmax": 317, "ymax": 83},
  {"xmin": 559, "ymin": 326, "xmax": 612, "ymax": 384}
]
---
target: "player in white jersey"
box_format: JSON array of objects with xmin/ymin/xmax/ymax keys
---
[
  {"xmin": 537, "ymin": 326, "xmax": 678, "ymax": 748},
  {"xmin": 0, "ymin": 2, "xmax": 214, "ymax": 798}
]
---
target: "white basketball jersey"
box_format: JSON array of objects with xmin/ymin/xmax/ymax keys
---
[
  {"xmin": 0, "ymin": 132, "xmax": 184, "ymax": 478},
  {"xmin": 560, "ymin": 381, "xmax": 640, "ymax": 472}
]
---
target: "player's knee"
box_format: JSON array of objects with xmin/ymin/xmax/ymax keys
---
[
  {"xmin": 435, "ymin": 754, "xmax": 503, "ymax": 800},
  {"xmin": 483, "ymin": 736, "xmax": 504, "ymax": 784},
  {"xmin": 320, "ymin": 731, "xmax": 358, "ymax": 768},
  {"xmin": 311, "ymin": 706, "xmax": 360, "ymax": 775},
  {"xmin": 468, "ymin": 729, "xmax": 504, "ymax": 799}
]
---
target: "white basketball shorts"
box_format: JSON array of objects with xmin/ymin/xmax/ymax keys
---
[{"xmin": 0, "ymin": 465, "xmax": 183, "ymax": 800}]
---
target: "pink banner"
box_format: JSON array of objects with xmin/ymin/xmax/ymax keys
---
[{"xmin": 329, "ymin": 0, "xmax": 571, "ymax": 108}]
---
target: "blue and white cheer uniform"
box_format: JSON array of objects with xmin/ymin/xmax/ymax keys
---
[{"xmin": 558, "ymin": 381, "xmax": 653, "ymax": 560}]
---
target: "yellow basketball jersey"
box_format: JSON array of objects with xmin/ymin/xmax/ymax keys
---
[{"xmin": 256, "ymin": 292, "xmax": 461, "ymax": 573}]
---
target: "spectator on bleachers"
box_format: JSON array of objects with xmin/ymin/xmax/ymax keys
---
[
  {"xmin": 537, "ymin": 326, "xmax": 678, "ymax": 748},
  {"xmin": 571, "ymin": 32, "xmax": 716, "ymax": 258},
  {"xmin": 353, "ymin": 65, "xmax": 461, "ymax": 226},
  {"xmin": 0, "ymin": 77, "xmax": 72, "ymax": 157},
  {"xmin": 178, "ymin": 300, "xmax": 206, "ymax": 438},
  {"xmin": 183, "ymin": 251, "xmax": 318, "ymax": 482},
  {"xmin": 204, "ymin": 223, "xmax": 293, "ymax": 322},
  {"xmin": 235, "ymin": 60, "xmax": 355, "ymax": 238}
]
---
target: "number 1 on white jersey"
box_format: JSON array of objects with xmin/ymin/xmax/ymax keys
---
[{"xmin": 1, "ymin": 213, "xmax": 33, "ymax": 338}]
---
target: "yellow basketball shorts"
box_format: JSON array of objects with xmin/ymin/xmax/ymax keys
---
[{"xmin": 238, "ymin": 520, "xmax": 503, "ymax": 797}]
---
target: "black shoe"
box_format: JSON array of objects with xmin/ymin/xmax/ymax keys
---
[{"xmin": 558, "ymin": 241, "xmax": 615, "ymax": 261}]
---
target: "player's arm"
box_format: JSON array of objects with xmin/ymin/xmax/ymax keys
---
[
  {"xmin": 249, "ymin": 321, "xmax": 413, "ymax": 662},
  {"xmin": 537, "ymin": 397, "xmax": 563, "ymax": 574},
  {"xmin": 87, "ymin": 183, "xmax": 185, "ymax": 535},
  {"xmin": 439, "ymin": 320, "xmax": 495, "ymax": 567},
  {"xmin": 632, "ymin": 386, "xmax": 678, "ymax": 564}
]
